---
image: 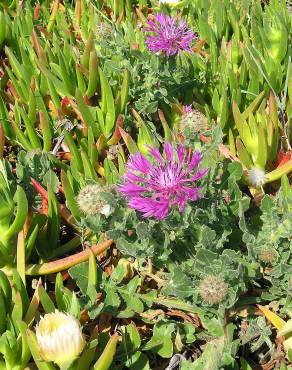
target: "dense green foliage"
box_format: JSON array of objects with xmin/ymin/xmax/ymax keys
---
[{"xmin": 0, "ymin": 0, "xmax": 291, "ymax": 369}]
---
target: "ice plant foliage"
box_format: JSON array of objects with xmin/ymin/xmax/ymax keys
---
[
  {"xmin": 144, "ymin": 14, "xmax": 196, "ymax": 56},
  {"xmin": 36, "ymin": 310, "xmax": 85, "ymax": 368},
  {"xmin": 119, "ymin": 143, "xmax": 208, "ymax": 219}
]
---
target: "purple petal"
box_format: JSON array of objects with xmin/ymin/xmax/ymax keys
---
[
  {"xmin": 118, "ymin": 142, "xmax": 207, "ymax": 220},
  {"xmin": 144, "ymin": 13, "xmax": 196, "ymax": 56},
  {"xmin": 127, "ymin": 153, "xmax": 151, "ymax": 173},
  {"xmin": 164, "ymin": 142, "xmax": 173, "ymax": 162},
  {"xmin": 188, "ymin": 151, "xmax": 203, "ymax": 172},
  {"xmin": 119, "ymin": 183, "xmax": 145, "ymax": 195},
  {"xmin": 177, "ymin": 145, "xmax": 185, "ymax": 162},
  {"xmin": 148, "ymin": 146, "xmax": 163, "ymax": 163},
  {"xmin": 189, "ymin": 168, "xmax": 209, "ymax": 181},
  {"xmin": 129, "ymin": 196, "xmax": 169, "ymax": 219}
]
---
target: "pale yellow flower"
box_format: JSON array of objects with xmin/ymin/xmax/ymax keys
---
[{"xmin": 36, "ymin": 310, "xmax": 85, "ymax": 368}]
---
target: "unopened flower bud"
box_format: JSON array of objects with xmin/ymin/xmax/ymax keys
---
[{"xmin": 36, "ymin": 310, "xmax": 85, "ymax": 367}]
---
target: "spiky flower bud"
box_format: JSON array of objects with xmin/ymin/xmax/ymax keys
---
[
  {"xmin": 247, "ymin": 167, "xmax": 267, "ymax": 187},
  {"xmin": 76, "ymin": 184, "xmax": 111, "ymax": 217},
  {"xmin": 179, "ymin": 107, "xmax": 208, "ymax": 136},
  {"xmin": 198, "ymin": 275, "xmax": 228, "ymax": 305},
  {"xmin": 258, "ymin": 248, "xmax": 278, "ymax": 264},
  {"xmin": 36, "ymin": 310, "xmax": 85, "ymax": 368}
]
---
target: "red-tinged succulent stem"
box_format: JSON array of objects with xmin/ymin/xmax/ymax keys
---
[
  {"xmin": 119, "ymin": 127, "xmax": 138, "ymax": 154},
  {"xmin": 47, "ymin": 0, "xmax": 60, "ymax": 33},
  {"xmin": 25, "ymin": 239, "xmax": 113, "ymax": 275},
  {"xmin": 32, "ymin": 30, "xmax": 47, "ymax": 64},
  {"xmin": 30, "ymin": 177, "xmax": 76, "ymax": 228},
  {"xmin": 265, "ymin": 160, "xmax": 292, "ymax": 183},
  {"xmin": 135, "ymin": 8, "xmax": 148, "ymax": 27},
  {"xmin": 75, "ymin": 0, "xmax": 82, "ymax": 25},
  {"xmin": 107, "ymin": 114, "xmax": 123, "ymax": 145},
  {"xmin": 218, "ymin": 144, "xmax": 247, "ymax": 169},
  {"xmin": 34, "ymin": 3, "xmax": 41, "ymax": 20}
]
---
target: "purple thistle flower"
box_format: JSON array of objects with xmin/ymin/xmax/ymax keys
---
[
  {"xmin": 119, "ymin": 143, "xmax": 208, "ymax": 220},
  {"xmin": 144, "ymin": 14, "xmax": 196, "ymax": 56}
]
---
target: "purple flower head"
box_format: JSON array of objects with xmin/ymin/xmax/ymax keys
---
[
  {"xmin": 144, "ymin": 14, "xmax": 196, "ymax": 56},
  {"xmin": 119, "ymin": 143, "xmax": 208, "ymax": 220}
]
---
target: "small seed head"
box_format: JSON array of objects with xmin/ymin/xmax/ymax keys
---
[
  {"xmin": 198, "ymin": 275, "xmax": 228, "ymax": 305},
  {"xmin": 258, "ymin": 248, "xmax": 278, "ymax": 264},
  {"xmin": 180, "ymin": 109, "xmax": 208, "ymax": 136},
  {"xmin": 77, "ymin": 184, "xmax": 111, "ymax": 216}
]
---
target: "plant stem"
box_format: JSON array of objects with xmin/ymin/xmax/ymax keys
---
[{"xmin": 25, "ymin": 240, "xmax": 113, "ymax": 275}]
